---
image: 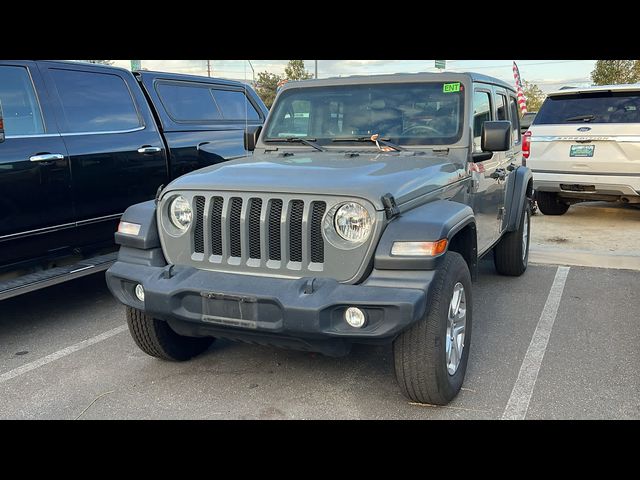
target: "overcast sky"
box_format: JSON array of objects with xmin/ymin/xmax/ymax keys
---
[{"xmin": 112, "ymin": 60, "xmax": 596, "ymax": 92}]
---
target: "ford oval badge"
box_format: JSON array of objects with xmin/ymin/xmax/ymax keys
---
[{"xmin": 577, "ymin": 127, "xmax": 591, "ymax": 132}]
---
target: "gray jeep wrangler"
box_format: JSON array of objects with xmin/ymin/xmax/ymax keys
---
[{"xmin": 106, "ymin": 73, "xmax": 532, "ymax": 405}]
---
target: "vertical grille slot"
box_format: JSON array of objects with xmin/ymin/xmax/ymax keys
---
[
  {"xmin": 289, "ymin": 200, "xmax": 304, "ymax": 262},
  {"xmin": 310, "ymin": 201, "xmax": 326, "ymax": 263},
  {"xmin": 210, "ymin": 196, "xmax": 224, "ymax": 256},
  {"xmin": 229, "ymin": 197, "xmax": 243, "ymax": 257},
  {"xmin": 193, "ymin": 196, "xmax": 205, "ymax": 254},
  {"xmin": 248, "ymin": 198, "xmax": 262, "ymax": 259},
  {"xmin": 268, "ymin": 199, "xmax": 283, "ymax": 261}
]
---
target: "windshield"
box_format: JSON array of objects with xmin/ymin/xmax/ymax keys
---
[
  {"xmin": 534, "ymin": 91, "xmax": 640, "ymax": 124},
  {"xmin": 264, "ymin": 82, "xmax": 464, "ymax": 146}
]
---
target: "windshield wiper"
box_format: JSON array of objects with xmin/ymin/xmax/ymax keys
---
[
  {"xmin": 332, "ymin": 135, "xmax": 406, "ymax": 151},
  {"xmin": 264, "ymin": 137, "xmax": 325, "ymax": 152},
  {"xmin": 565, "ymin": 114, "xmax": 596, "ymax": 122}
]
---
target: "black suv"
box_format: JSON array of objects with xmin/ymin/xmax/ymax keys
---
[{"xmin": 0, "ymin": 60, "xmax": 267, "ymax": 300}]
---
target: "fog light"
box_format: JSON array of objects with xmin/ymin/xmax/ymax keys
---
[
  {"xmin": 134, "ymin": 284, "xmax": 145, "ymax": 302},
  {"xmin": 344, "ymin": 307, "xmax": 366, "ymax": 328}
]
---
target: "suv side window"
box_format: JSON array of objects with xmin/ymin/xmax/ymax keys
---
[
  {"xmin": 496, "ymin": 93, "xmax": 508, "ymax": 121},
  {"xmin": 50, "ymin": 69, "xmax": 141, "ymax": 133},
  {"xmin": 0, "ymin": 66, "xmax": 45, "ymax": 136},
  {"xmin": 473, "ymin": 90, "xmax": 492, "ymax": 153},
  {"xmin": 508, "ymin": 95, "xmax": 521, "ymax": 143},
  {"xmin": 211, "ymin": 89, "xmax": 260, "ymax": 121},
  {"xmin": 156, "ymin": 82, "xmax": 222, "ymax": 122}
]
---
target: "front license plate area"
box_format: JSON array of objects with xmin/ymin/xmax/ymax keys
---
[
  {"xmin": 201, "ymin": 292, "xmax": 258, "ymax": 329},
  {"xmin": 569, "ymin": 144, "xmax": 595, "ymax": 157}
]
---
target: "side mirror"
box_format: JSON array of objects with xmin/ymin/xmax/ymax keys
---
[
  {"xmin": 0, "ymin": 100, "xmax": 5, "ymax": 143},
  {"xmin": 481, "ymin": 121, "xmax": 511, "ymax": 152},
  {"xmin": 244, "ymin": 125, "xmax": 262, "ymax": 152}
]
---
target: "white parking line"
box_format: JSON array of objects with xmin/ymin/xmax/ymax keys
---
[
  {"xmin": 0, "ymin": 325, "xmax": 128, "ymax": 385},
  {"xmin": 502, "ymin": 266, "xmax": 570, "ymax": 420}
]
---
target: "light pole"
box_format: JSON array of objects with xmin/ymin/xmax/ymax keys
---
[
  {"xmin": 206, "ymin": 60, "xmax": 211, "ymax": 77},
  {"xmin": 247, "ymin": 60, "xmax": 255, "ymax": 86},
  {"xmin": 315, "ymin": 60, "xmax": 318, "ymax": 79}
]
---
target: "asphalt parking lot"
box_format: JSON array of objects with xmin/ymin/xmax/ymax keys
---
[{"xmin": 1, "ymin": 203, "xmax": 638, "ymax": 420}]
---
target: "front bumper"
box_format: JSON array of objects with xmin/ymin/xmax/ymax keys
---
[{"xmin": 106, "ymin": 260, "xmax": 431, "ymax": 356}]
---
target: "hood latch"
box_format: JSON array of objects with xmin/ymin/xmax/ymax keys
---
[{"xmin": 381, "ymin": 193, "xmax": 400, "ymax": 220}]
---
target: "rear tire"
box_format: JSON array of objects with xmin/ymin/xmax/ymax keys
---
[
  {"xmin": 126, "ymin": 307, "xmax": 214, "ymax": 361},
  {"xmin": 494, "ymin": 201, "xmax": 530, "ymax": 276},
  {"xmin": 393, "ymin": 252, "xmax": 472, "ymax": 405},
  {"xmin": 536, "ymin": 191, "xmax": 569, "ymax": 215}
]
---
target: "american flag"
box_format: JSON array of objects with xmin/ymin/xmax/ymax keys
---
[{"xmin": 512, "ymin": 61, "xmax": 528, "ymax": 115}]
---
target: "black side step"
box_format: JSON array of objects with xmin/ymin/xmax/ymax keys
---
[{"xmin": 0, "ymin": 252, "xmax": 117, "ymax": 301}]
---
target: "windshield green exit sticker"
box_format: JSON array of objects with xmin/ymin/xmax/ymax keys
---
[{"xmin": 443, "ymin": 82, "xmax": 461, "ymax": 93}]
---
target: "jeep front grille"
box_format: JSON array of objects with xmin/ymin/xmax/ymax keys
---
[{"xmin": 190, "ymin": 194, "xmax": 327, "ymax": 271}]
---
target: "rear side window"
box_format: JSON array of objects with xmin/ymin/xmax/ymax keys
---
[
  {"xmin": 156, "ymin": 83, "xmax": 222, "ymax": 121},
  {"xmin": 535, "ymin": 91, "xmax": 640, "ymax": 124},
  {"xmin": 212, "ymin": 89, "xmax": 260, "ymax": 121},
  {"xmin": 156, "ymin": 82, "xmax": 260, "ymax": 122},
  {"xmin": 0, "ymin": 65, "xmax": 45, "ymax": 135},
  {"xmin": 509, "ymin": 96, "xmax": 521, "ymax": 142},
  {"xmin": 50, "ymin": 69, "xmax": 141, "ymax": 133}
]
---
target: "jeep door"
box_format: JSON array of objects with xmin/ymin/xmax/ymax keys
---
[
  {"xmin": 469, "ymin": 86, "xmax": 509, "ymax": 253},
  {"xmin": 39, "ymin": 62, "xmax": 168, "ymax": 248},
  {"xmin": 0, "ymin": 61, "xmax": 75, "ymax": 268}
]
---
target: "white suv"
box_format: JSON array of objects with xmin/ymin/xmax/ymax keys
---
[{"xmin": 525, "ymin": 84, "xmax": 640, "ymax": 215}]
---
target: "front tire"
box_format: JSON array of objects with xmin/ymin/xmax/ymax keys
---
[
  {"xmin": 393, "ymin": 252, "xmax": 472, "ymax": 405},
  {"xmin": 494, "ymin": 201, "xmax": 530, "ymax": 276},
  {"xmin": 126, "ymin": 307, "xmax": 214, "ymax": 361},
  {"xmin": 536, "ymin": 191, "xmax": 569, "ymax": 215}
]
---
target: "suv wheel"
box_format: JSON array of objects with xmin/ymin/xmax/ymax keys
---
[
  {"xmin": 126, "ymin": 307, "xmax": 214, "ymax": 361},
  {"xmin": 494, "ymin": 201, "xmax": 530, "ymax": 276},
  {"xmin": 393, "ymin": 252, "xmax": 472, "ymax": 405},
  {"xmin": 536, "ymin": 191, "xmax": 569, "ymax": 215}
]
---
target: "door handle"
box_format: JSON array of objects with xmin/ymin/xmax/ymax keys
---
[
  {"xmin": 137, "ymin": 146, "xmax": 161, "ymax": 154},
  {"xmin": 30, "ymin": 153, "xmax": 64, "ymax": 162}
]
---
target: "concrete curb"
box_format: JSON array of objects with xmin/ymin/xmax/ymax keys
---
[{"xmin": 529, "ymin": 245, "xmax": 640, "ymax": 271}]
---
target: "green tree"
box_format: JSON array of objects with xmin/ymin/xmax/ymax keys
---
[
  {"xmin": 522, "ymin": 80, "xmax": 546, "ymax": 112},
  {"xmin": 86, "ymin": 60, "xmax": 114, "ymax": 65},
  {"xmin": 284, "ymin": 60, "xmax": 313, "ymax": 81},
  {"xmin": 255, "ymin": 71, "xmax": 282, "ymax": 109},
  {"xmin": 591, "ymin": 60, "xmax": 640, "ymax": 85}
]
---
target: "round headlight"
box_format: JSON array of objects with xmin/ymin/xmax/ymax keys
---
[
  {"xmin": 334, "ymin": 202, "xmax": 372, "ymax": 243},
  {"xmin": 169, "ymin": 196, "xmax": 192, "ymax": 231}
]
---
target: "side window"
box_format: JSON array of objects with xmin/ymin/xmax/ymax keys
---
[
  {"xmin": 509, "ymin": 95, "xmax": 521, "ymax": 143},
  {"xmin": 50, "ymin": 69, "xmax": 141, "ymax": 133},
  {"xmin": 211, "ymin": 89, "xmax": 260, "ymax": 121},
  {"xmin": 496, "ymin": 93, "xmax": 508, "ymax": 120},
  {"xmin": 0, "ymin": 66, "xmax": 45, "ymax": 136},
  {"xmin": 156, "ymin": 82, "xmax": 222, "ymax": 122},
  {"xmin": 473, "ymin": 90, "xmax": 492, "ymax": 153}
]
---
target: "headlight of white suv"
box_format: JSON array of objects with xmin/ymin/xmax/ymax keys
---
[
  {"xmin": 168, "ymin": 195, "xmax": 192, "ymax": 232},
  {"xmin": 334, "ymin": 202, "xmax": 372, "ymax": 243}
]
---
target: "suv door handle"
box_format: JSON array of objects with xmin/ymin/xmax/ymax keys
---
[
  {"xmin": 137, "ymin": 146, "xmax": 161, "ymax": 154},
  {"xmin": 30, "ymin": 153, "xmax": 65, "ymax": 162}
]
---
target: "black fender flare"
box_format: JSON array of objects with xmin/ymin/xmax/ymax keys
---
[
  {"xmin": 504, "ymin": 166, "xmax": 533, "ymax": 232},
  {"xmin": 114, "ymin": 200, "xmax": 160, "ymax": 250},
  {"xmin": 374, "ymin": 200, "xmax": 476, "ymax": 271}
]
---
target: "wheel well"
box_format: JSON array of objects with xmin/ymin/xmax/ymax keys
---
[
  {"xmin": 526, "ymin": 179, "xmax": 533, "ymax": 199},
  {"xmin": 448, "ymin": 223, "xmax": 478, "ymax": 281}
]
